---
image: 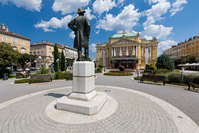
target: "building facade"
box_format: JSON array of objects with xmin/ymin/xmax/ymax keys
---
[
  {"xmin": 163, "ymin": 36, "xmax": 199, "ymax": 62},
  {"xmin": 96, "ymin": 32, "xmax": 158, "ymax": 69},
  {"xmin": 0, "ymin": 24, "xmax": 31, "ymax": 54},
  {"xmin": 30, "ymin": 41, "xmax": 78, "ymax": 69}
]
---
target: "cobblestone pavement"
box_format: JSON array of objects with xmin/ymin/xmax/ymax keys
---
[
  {"xmin": 0, "ymin": 87, "xmax": 179, "ymax": 133},
  {"xmin": 1, "ymin": 73, "xmax": 199, "ymax": 126}
]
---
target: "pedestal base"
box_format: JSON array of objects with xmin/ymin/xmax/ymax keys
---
[
  {"xmin": 69, "ymin": 90, "xmax": 97, "ymax": 101},
  {"xmin": 56, "ymin": 92, "xmax": 107, "ymax": 115}
]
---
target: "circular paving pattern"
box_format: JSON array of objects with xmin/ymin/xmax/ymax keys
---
[{"xmin": 0, "ymin": 86, "xmax": 191, "ymax": 133}]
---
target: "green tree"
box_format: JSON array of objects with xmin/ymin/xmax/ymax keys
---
[
  {"xmin": 0, "ymin": 42, "xmax": 20, "ymax": 77},
  {"xmin": 156, "ymin": 54, "xmax": 174, "ymax": 70},
  {"xmin": 54, "ymin": 44, "xmax": 60, "ymax": 72},
  {"xmin": 60, "ymin": 50, "xmax": 66, "ymax": 71},
  {"xmin": 18, "ymin": 53, "xmax": 31, "ymax": 69},
  {"xmin": 0, "ymin": 42, "xmax": 20, "ymax": 69}
]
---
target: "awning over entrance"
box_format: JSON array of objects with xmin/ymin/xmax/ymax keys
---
[{"xmin": 111, "ymin": 58, "xmax": 138, "ymax": 63}]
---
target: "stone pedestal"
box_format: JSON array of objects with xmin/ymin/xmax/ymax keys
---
[{"xmin": 56, "ymin": 61, "xmax": 107, "ymax": 115}]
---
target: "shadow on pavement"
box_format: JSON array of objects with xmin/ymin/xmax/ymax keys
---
[
  {"xmin": 138, "ymin": 82, "xmax": 162, "ymax": 86},
  {"xmin": 44, "ymin": 93, "xmax": 70, "ymax": 98}
]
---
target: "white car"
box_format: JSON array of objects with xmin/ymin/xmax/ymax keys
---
[
  {"xmin": 25, "ymin": 68, "xmax": 30, "ymax": 71},
  {"xmin": 17, "ymin": 68, "xmax": 22, "ymax": 72}
]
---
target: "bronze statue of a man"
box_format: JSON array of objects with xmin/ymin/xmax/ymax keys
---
[{"xmin": 68, "ymin": 8, "xmax": 91, "ymax": 61}]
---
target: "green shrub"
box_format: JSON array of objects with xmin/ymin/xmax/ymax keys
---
[
  {"xmin": 168, "ymin": 72, "xmax": 181, "ymax": 83},
  {"xmin": 95, "ymin": 67, "xmax": 102, "ymax": 73},
  {"xmin": 14, "ymin": 79, "xmax": 29, "ymax": 84},
  {"xmin": 104, "ymin": 72, "xmax": 133, "ymax": 76},
  {"xmin": 41, "ymin": 66, "xmax": 50, "ymax": 74},
  {"xmin": 134, "ymin": 77, "xmax": 141, "ymax": 80},
  {"xmin": 54, "ymin": 71, "xmax": 72, "ymax": 80},
  {"xmin": 146, "ymin": 64, "xmax": 157, "ymax": 72},
  {"xmin": 119, "ymin": 66, "xmax": 125, "ymax": 71},
  {"xmin": 183, "ymin": 74, "xmax": 195, "ymax": 84},
  {"xmin": 98, "ymin": 65, "xmax": 103, "ymax": 69},
  {"xmin": 159, "ymin": 69, "xmax": 170, "ymax": 73},
  {"xmin": 173, "ymin": 70, "xmax": 180, "ymax": 73}
]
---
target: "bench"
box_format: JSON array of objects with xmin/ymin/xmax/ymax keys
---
[
  {"xmin": 16, "ymin": 72, "xmax": 29, "ymax": 79},
  {"xmin": 188, "ymin": 78, "xmax": 199, "ymax": 90},
  {"xmin": 29, "ymin": 74, "xmax": 52, "ymax": 84},
  {"xmin": 66, "ymin": 73, "xmax": 73, "ymax": 80},
  {"xmin": 143, "ymin": 69, "xmax": 153, "ymax": 74},
  {"xmin": 140, "ymin": 74, "xmax": 166, "ymax": 86}
]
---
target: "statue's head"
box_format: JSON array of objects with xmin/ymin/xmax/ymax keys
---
[{"xmin": 77, "ymin": 8, "xmax": 86, "ymax": 15}]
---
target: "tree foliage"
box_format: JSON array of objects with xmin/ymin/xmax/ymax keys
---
[
  {"xmin": 54, "ymin": 44, "xmax": 60, "ymax": 72},
  {"xmin": 60, "ymin": 50, "xmax": 65, "ymax": 71},
  {"xmin": 18, "ymin": 53, "xmax": 31, "ymax": 69},
  {"xmin": 156, "ymin": 54, "xmax": 174, "ymax": 70},
  {"xmin": 0, "ymin": 42, "xmax": 20, "ymax": 69}
]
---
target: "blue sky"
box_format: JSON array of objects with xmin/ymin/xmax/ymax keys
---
[{"xmin": 0, "ymin": 0, "xmax": 198, "ymax": 60}]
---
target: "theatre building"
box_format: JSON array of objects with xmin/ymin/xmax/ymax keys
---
[{"xmin": 96, "ymin": 32, "xmax": 158, "ymax": 69}]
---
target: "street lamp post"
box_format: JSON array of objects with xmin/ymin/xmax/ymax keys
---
[
  {"xmin": 39, "ymin": 56, "xmax": 42, "ymax": 75},
  {"xmin": 56, "ymin": 59, "xmax": 60, "ymax": 79}
]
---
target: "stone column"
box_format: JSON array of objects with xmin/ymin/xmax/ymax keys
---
[
  {"xmin": 136, "ymin": 45, "xmax": 138, "ymax": 57},
  {"xmin": 133, "ymin": 46, "xmax": 135, "ymax": 56},
  {"xmin": 126, "ymin": 46, "xmax": 129, "ymax": 56},
  {"xmin": 120, "ymin": 47, "xmax": 122, "ymax": 56},
  {"xmin": 114, "ymin": 47, "xmax": 116, "ymax": 57},
  {"xmin": 111, "ymin": 47, "xmax": 113, "ymax": 57}
]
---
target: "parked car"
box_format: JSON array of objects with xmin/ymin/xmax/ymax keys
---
[
  {"xmin": 25, "ymin": 68, "xmax": 30, "ymax": 71},
  {"xmin": 17, "ymin": 68, "xmax": 22, "ymax": 72}
]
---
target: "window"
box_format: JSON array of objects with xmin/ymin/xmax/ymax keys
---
[
  {"xmin": 41, "ymin": 51, "xmax": 44, "ymax": 55},
  {"xmin": 2, "ymin": 37, "xmax": 7, "ymax": 42},
  {"xmin": 34, "ymin": 52, "xmax": 36, "ymax": 55},
  {"xmin": 129, "ymin": 50, "xmax": 132, "ymax": 56},
  {"xmin": 38, "ymin": 52, "xmax": 40, "ymax": 55},
  {"xmin": 21, "ymin": 41, "xmax": 25, "ymax": 46},
  {"xmin": 21, "ymin": 49, "xmax": 25, "ymax": 54},
  {"xmin": 30, "ymin": 52, "xmax": 32, "ymax": 55},
  {"xmin": 116, "ymin": 51, "xmax": 119, "ymax": 56},
  {"xmin": 11, "ymin": 37, "xmax": 17, "ymax": 44},
  {"xmin": 122, "ymin": 50, "xmax": 126, "ymax": 56}
]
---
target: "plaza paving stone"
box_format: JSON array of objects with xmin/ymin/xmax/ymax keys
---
[
  {"xmin": 0, "ymin": 86, "xmax": 179, "ymax": 133},
  {"xmin": 1, "ymin": 73, "xmax": 199, "ymax": 132}
]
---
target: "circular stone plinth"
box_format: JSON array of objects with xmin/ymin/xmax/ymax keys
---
[
  {"xmin": 46, "ymin": 95, "xmax": 118, "ymax": 124},
  {"xmin": 0, "ymin": 86, "xmax": 198, "ymax": 133}
]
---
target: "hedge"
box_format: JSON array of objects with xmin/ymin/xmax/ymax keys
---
[
  {"xmin": 168, "ymin": 72, "xmax": 199, "ymax": 84},
  {"xmin": 104, "ymin": 72, "xmax": 133, "ymax": 76},
  {"xmin": 14, "ymin": 79, "xmax": 29, "ymax": 84}
]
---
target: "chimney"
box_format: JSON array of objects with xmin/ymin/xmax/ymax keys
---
[
  {"xmin": 1, "ymin": 24, "xmax": 5, "ymax": 30},
  {"xmin": 46, "ymin": 41, "xmax": 49, "ymax": 44},
  {"xmin": 5, "ymin": 26, "xmax": 8, "ymax": 32},
  {"xmin": 42, "ymin": 40, "xmax": 45, "ymax": 43},
  {"xmin": 51, "ymin": 42, "xmax": 53, "ymax": 45},
  {"xmin": 37, "ymin": 42, "xmax": 40, "ymax": 44}
]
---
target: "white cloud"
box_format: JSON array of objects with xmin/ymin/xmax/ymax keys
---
[
  {"xmin": 0, "ymin": 0, "xmax": 42, "ymax": 12},
  {"xmin": 90, "ymin": 43, "xmax": 96, "ymax": 53},
  {"xmin": 158, "ymin": 39, "xmax": 177, "ymax": 55},
  {"xmin": 85, "ymin": 7, "xmax": 96, "ymax": 20},
  {"xmin": 34, "ymin": 15, "xmax": 72, "ymax": 32},
  {"xmin": 141, "ymin": 24, "xmax": 173, "ymax": 40},
  {"xmin": 96, "ymin": 4, "xmax": 141, "ymax": 31},
  {"xmin": 69, "ymin": 31, "xmax": 75, "ymax": 39},
  {"xmin": 143, "ymin": 0, "xmax": 171, "ymax": 26},
  {"xmin": 170, "ymin": 0, "xmax": 187, "ymax": 16},
  {"xmin": 93, "ymin": 0, "xmax": 116, "ymax": 15},
  {"xmin": 52, "ymin": 0, "xmax": 90, "ymax": 15}
]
